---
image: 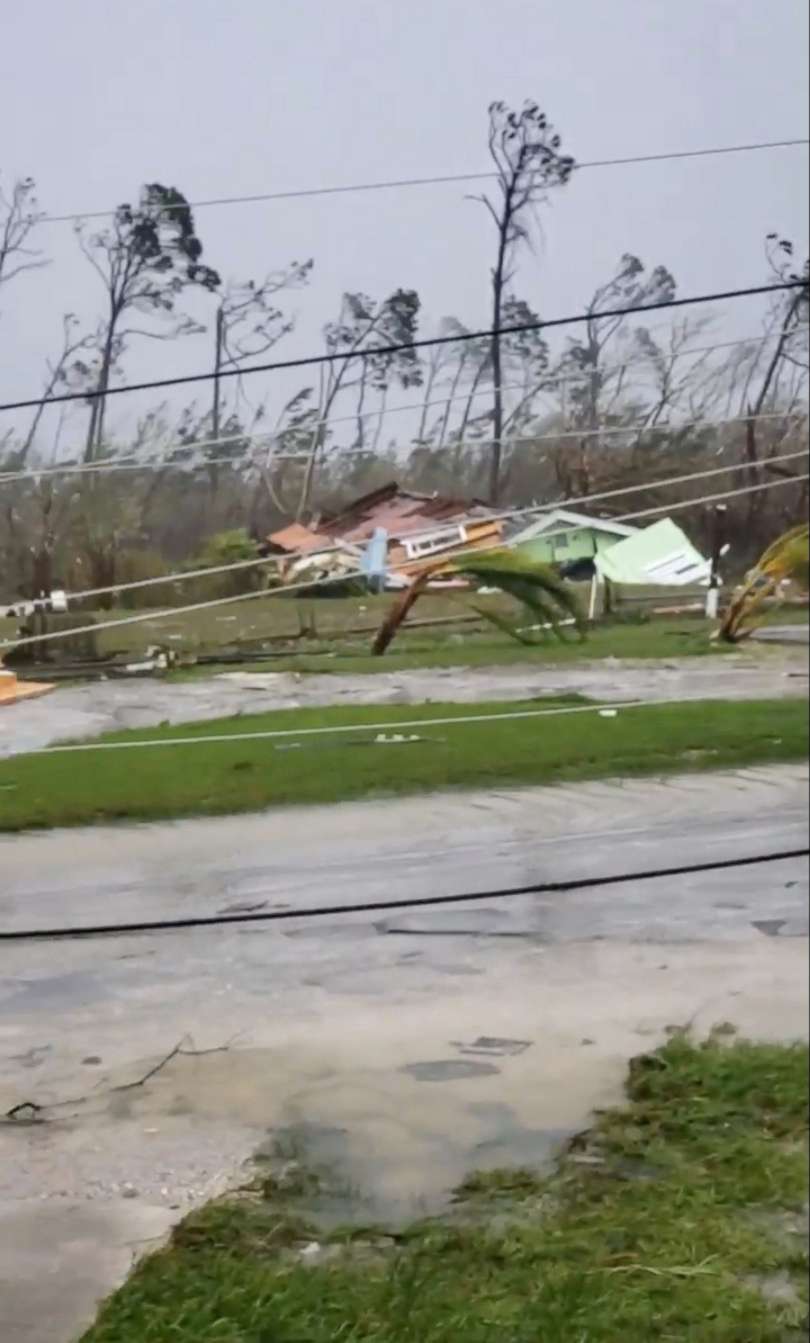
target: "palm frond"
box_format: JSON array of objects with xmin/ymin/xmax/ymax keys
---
[
  {"xmin": 757, "ymin": 523, "xmax": 810, "ymax": 587},
  {"xmin": 464, "ymin": 598, "xmax": 536, "ymax": 645},
  {"xmin": 371, "ymin": 548, "xmax": 586, "ymax": 655},
  {"xmin": 719, "ymin": 524, "xmax": 809, "ymax": 643}
]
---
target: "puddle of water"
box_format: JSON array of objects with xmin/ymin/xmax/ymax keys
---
[
  {"xmin": 400, "ymin": 1059, "xmax": 501, "ymax": 1081},
  {"xmin": 90, "ymin": 1036, "xmax": 624, "ymax": 1224}
]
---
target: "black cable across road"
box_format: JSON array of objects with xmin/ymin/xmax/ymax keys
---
[
  {"xmin": 4, "ymin": 848, "xmax": 806, "ymax": 943},
  {"xmin": 1, "ymin": 281, "xmax": 806, "ymax": 415}
]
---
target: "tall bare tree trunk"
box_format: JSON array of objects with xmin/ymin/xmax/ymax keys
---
[
  {"xmin": 85, "ymin": 320, "xmax": 116, "ymax": 463},
  {"xmin": 489, "ymin": 240, "xmax": 507, "ymax": 504},
  {"xmin": 373, "ymin": 386, "xmax": 388, "ymax": 455},
  {"xmin": 209, "ymin": 305, "xmax": 225, "ymax": 500},
  {"xmin": 454, "ymin": 355, "xmax": 489, "ymax": 473},
  {"xmin": 354, "ymin": 366, "xmax": 369, "ymax": 451},
  {"xmin": 744, "ymin": 290, "xmax": 803, "ymax": 526},
  {"xmin": 438, "ymin": 349, "xmax": 469, "ymax": 449},
  {"xmin": 297, "ymin": 421, "xmax": 327, "ymax": 522},
  {"xmin": 487, "ymin": 174, "xmax": 516, "ymax": 505}
]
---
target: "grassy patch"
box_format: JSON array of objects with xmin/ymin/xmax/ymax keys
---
[
  {"xmin": 6, "ymin": 593, "xmax": 806, "ymax": 678},
  {"xmin": 81, "ymin": 1036, "xmax": 809, "ymax": 1342},
  {"xmin": 0, "ymin": 696, "xmax": 807, "ymax": 831},
  {"xmin": 149, "ymin": 608, "xmax": 808, "ymax": 677},
  {"xmin": 174, "ymin": 616, "xmax": 730, "ymax": 677}
]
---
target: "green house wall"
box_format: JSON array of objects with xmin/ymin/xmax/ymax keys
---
[{"xmin": 514, "ymin": 528, "xmax": 623, "ymax": 565}]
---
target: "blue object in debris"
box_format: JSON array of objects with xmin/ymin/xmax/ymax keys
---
[{"xmin": 361, "ymin": 527, "xmax": 388, "ymax": 591}]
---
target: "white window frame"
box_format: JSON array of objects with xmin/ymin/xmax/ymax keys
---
[{"xmin": 403, "ymin": 524, "xmax": 467, "ymax": 560}]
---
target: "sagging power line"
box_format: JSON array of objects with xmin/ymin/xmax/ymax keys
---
[
  {"xmin": 38, "ymin": 139, "xmax": 810, "ymax": 225},
  {"xmin": 1, "ymin": 281, "xmax": 806, "ymax": 416},
  {"xmin": 3, "ymin": 318, "xmax": 808, "ymax": 486}
]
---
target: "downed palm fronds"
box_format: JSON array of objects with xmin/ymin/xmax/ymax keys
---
[
  {"xmin": 372, "ymin": 548, "xmax": 586, "ymax": 655},
  {"xmin": 719, "ymin": 523, "xmax": 809, "ymax": 644}
]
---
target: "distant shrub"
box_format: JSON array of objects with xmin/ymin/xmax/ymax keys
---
[{"xmin": 183, "ymin": 529, "xmax": 263, "ymax": 600}]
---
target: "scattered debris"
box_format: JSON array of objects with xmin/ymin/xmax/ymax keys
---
[
  {"xmin": 217, "ymin": 900, "xmax": 269, "ymax": 915},
  {"xmin": 112, "ymin": 1035, "xmax": 241, "ymax": 1093},
  {"xmin": 262, "ymin": 482, "xmax": 503, "ymax": 590},
  {"xmin": 120, "ymin": 645, "xmax": 178, "ymax": 675},
  {"xmin": 752, "ymin": 919, "xmax": 787, "ymax": 937},
  {"xmin": 274, "ymin": 733, "xmax": 441, "ymax": 753},
  {"xmin": 10, "ymin": 1045, "xmax": 52, "ymax": 1069},
  {"xmin": 3, "ymin": 1034, "xmax": 243, "ymax": 1125},
  {"xmin": 4, "ymin": 1101, "xmax": 45, "ymax": 1124},
  {"xmin": 400, "ymin": 1059, "xmax": 501, "ymax": 1081},
  {"xmin": 451, "ymin": 1036, "xmax": 532, "ymax": 1058}
]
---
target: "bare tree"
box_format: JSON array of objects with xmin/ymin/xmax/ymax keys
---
[
  {"xmin": 473, "ymin": 101, "xmax": 574, "ymax": 503},
  {"xmin": 76, "ymin": 183, "xmax": 220, "ymax": 462},
  {"xmin": 210, "ymin": 260, "xmax": 313, "ymax": 448},
  {"xmin": 296, "ymin": 288, "xmax": 421, "ymax": 519},
  {"xmin": 10, "ymin": 315, "xmax": 99, "ymax": 468},
  {"xmin": 553, "ymin": 254, "xmax": 676, "ymax": 493},
  {"xmin": 0, "ymin": 176, "xmax": 47, "ymax": 305},
  {"xmin": 414, "ymin": 341, "xmax": 453, "ymax": 447},
  {"xmin": 741, "ymin": 235, "xmax": 809, "ymax": 512},
  {"xmin": 428, "ymin": 320, "xmax": 490, "ymax": 452},
  {"xmin": 630, "ymin": 313, "xmax": 716, "ymax": 447},
  {"xmin": 499, "ymin": 297, "xmax": 550, "ymax": 435}
]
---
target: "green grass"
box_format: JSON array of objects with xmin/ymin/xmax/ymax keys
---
[
  {"xmin": 4, "ymin": 593, "xmax": 806, "ymax": 679},
  {"xmin": 172, "ymin": 617, "xmax": 733, "ymax": 678},
  {"xmin": 0, "ymin": 696, "xmax": 806, "ymax": 831},
  {"xmin": 81, "ymin": 1035, "xmax": 809, "ymax": 1342},
  {"xmin": 5, "ymin": 605, "xmax": 727, "ymax": 680}
]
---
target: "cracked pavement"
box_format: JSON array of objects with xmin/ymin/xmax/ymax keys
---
[{"xmin": 0, "ymin": 763, "xmax": 807, "ymax": 1341}]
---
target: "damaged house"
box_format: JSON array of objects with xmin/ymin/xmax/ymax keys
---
[{"xmin": 262, "ymin": 483, "xmax": 504, "ymax": 589}]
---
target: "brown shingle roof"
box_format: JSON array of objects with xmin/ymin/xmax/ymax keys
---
[{"xmin": 316, "ymin": 482, "xmax": 492, "ymax": 543}]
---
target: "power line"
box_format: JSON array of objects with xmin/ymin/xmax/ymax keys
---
[
  {"xmin": 0, "ymin": 451, "xmax": 312, "ymax": 485},
  {"xmin": 4, "ymin": 322, "xmax": 808, "ymax": 486},
  {"xmin": 1, "ymin": 281, "xmax": 805, "ymax": 416},
  {"xmin": 63, "ymin": 552, "xmax": 281, "ymax": 602},
  {"xmin": 1, "ymin": 407, "xmax": 804, "ymax": 488},
  {"xmin": 2, "ymin": 848, "xmax": 805, "ymax": 942},
  {"xmin": 2, "ymin": 468, "xmax": 805, "ymax": 651},
  {"xmin": 617, "ymin": 472, "xmax": 808, "ymax": 521},
  {"xmin": 478, "ymin": 474, "xmax": 809, "ymax": 550},
  {"xmin": 22, "ymin": 698, "xmax": 649, "ymax": 756},
  {"xmin": 44, "ymin": 447, "xmax": 807, "ymax": 606},
  {"xmin": 38, "ymin": 139, "xmax": 810, "ymax": 225},
  {"xmin": 0, "ymin": 560, "xmax": 361, "ymax": 651},
  {"xmin": 0, "ymin": 395, "xmax": 802, "ymax": 493}
]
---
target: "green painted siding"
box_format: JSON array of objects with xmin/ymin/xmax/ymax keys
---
[{"xmin": 514, "ymin": 528, "xmax": 621, "ymax": 565}]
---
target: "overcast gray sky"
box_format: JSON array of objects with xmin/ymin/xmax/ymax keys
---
[{"xmin": 1, "ymin": 0, "xmax": 808, "ymax": 448}]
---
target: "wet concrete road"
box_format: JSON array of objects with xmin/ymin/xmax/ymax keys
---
[
  {"xmin": 0, "ymin": 764, "xmax": 807, "ymax": 1342},
  {"xmin": 2, "ymin": 646, "xmax": 807, "ymax": 757},
  {"xmin": 752, "ymin": 623, "xmax": 810, "ymax": 645}
]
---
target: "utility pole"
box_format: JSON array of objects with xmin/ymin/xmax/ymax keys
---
[{"xmin": 705, "ymin": 503, "xmax": 727, "ymax": 619}]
